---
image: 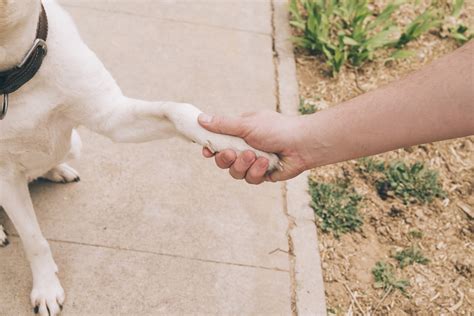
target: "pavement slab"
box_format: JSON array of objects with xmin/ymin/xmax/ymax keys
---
[{"xmin": 0, "ymin": 238, "xmax": 290, "ymax": 315}]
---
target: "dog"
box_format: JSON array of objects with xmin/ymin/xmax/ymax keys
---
[{"xmin": 0, "ymin": 1, "xmax": 280, "ymax": 314}]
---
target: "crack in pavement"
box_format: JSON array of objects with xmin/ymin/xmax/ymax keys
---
[
  {"xmin": 5, "ymin": 234, "xmax": 288, "ymax": 273},
  {"xmin": 62, "ymin": 4, "xmax": 272, "ymax": 37}
]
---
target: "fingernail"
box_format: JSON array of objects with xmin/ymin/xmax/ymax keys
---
[{"xmin": 199, "ymin": 113, "xmax": 213, "ymax": 124}]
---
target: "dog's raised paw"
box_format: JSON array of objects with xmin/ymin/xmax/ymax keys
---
[
  {"xmin": 0, "ymin": 225, "xmax": 9, "ymax": 247},
  {"xmin": 42, "ymin": 163, "xmax": 80, "ymax": 184}
]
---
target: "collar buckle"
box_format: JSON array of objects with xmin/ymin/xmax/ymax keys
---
[{"xmin": 17, "ymin": 38, "xmax": 48, "ymax": 69}]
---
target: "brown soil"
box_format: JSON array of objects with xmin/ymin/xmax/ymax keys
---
[{"xmin": 293, "ymin": 2, "xmax": 474, "ymax": 315}]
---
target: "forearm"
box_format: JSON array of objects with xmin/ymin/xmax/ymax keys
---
[{"xmin": 300, "ymin": 41, "xmax": 474, "ymax": 169}]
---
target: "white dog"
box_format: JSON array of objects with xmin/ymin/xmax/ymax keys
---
[{"xmin": 0, "ymin": 1, "xmax": 279, "ymax": 314}]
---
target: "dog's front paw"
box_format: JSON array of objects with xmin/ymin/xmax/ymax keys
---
[
  {"xmin": 169, "ymin": 105, "xmax": 282, "ymax": 172},
  {"xmin": 31, "ymin": 275, "xmax": 65, "ymax": 316},
  {"xmin": 42, "ymin": 163, "xmax": 80, "ymax": 183},
  {"xmin": 0, "ymin": 225, "xmax": 9, "ymax": 247},
  {"xmin": 203, "ymin": 137, "xmax": 282, "ymax": 172}
]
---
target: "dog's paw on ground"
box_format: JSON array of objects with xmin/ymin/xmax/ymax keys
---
[
  {"xmin": 41, "ymin": 163, "xmax": 80, "ymax": 183},
  {"xmin": 31, "ymin": 276, "xmax": 65, "ymax": 316},
  {"xmin": 0, "ymin": 225, "xmax": 9, "ymax": 247}
]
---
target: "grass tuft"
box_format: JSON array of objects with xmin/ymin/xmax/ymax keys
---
[
  {"xmin": 372, "ymin": 261, "xmax": 410, "ymax": 295},
  {"xmin": 357, "ymin": 157, "xmax": 386, "ymax": 174},
  {"xmin": 309, "ymin": 179, "xmax": 363, "ymax": 238},
  {"xmin": 376, "ymin": 161, "xmax": 445, "ymax": 204},
  {"xmin": 298, "ymin": 98, "xmax": 318, "ymax": 115},
  {"xmin": 408, "ymin": 229, "xmax": 423, "ymax": 239},
  {"xmin": 394, "ymin": 246, "xmax": 429, "ymax": 268},
  {"xmin": 289, "ymin": 0, "xmax": 445, "ymax": 76}
]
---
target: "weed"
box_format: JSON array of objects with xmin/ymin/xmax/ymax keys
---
[
  {"xmin": 289, "ymin": 0, "xmax": 443, "ymax": 75},
  {"xmin": 357, "ymin": 157, "xmax": 385, "ymax": 174},
  {"xmin": 445, "ymin": 0, "xmax": 473, "ymax": 44},
  {"xmin": 396, "ymin": 8, "xmax": 441, "ymax": 47},
  {"xmin": 290, "ymin": 0, "xmax": 403, "ymax": 75},
  {"xmin": 309, "ymin": 179, "xmax": 363, "ymax": 238},
  {"xmin": 408, "ymin": 229, "xmax": 423, "ymax": 239},
  {"xmin": 298, "ymin": 98, "xmax": 318, "ymax": 115},
  {"xmin": 376, "ymin": 161, "xmax": 445, "ymax": 204},
  {"xmin": 372, "ymin": 261, "xmax": 410, "ymax": 295},
  {"xmin": 394, "ymin": 246, "xmax": 429, "ymax": 268}
]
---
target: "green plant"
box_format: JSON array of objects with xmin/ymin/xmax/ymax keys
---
[
  {"xmin": 290, "ymin": 0, "xmax": 403, "ymax": 75},
  {"xmin": 396, "ymin": 8, "xmax": 441, "ymax": 47},
  {"xmin": 445, "ymin": 0, "xmax": 473, "ymax": 44},
  {"xmin": 372, "ymin": 261, "xmax": 410, "ymax": 295},
  {"xmin": 309, "ymin": 179, "xmax": 363, "ymax": 237},
  {"xmin": 376, "ymin": 161, "xmax": 445, "ymax": 204},
  {"xmin": 298, "ymin": 98, "xmax": 318, "ymax": 114},
  {"xmin": 408, "ymin": 229, "xmax": 423, "ymax": 239},
  {"xmin": 394, "ymin": 246, "xmax": 429, "ymax": 268},
  {"xmin": 357, "ymin": 157, "xmax": 386, "ymax": 174}
]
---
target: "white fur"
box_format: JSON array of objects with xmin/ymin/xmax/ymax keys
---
[{"xmin": 0, "ymin": 1, "xmax": 279, "ymax": 314}]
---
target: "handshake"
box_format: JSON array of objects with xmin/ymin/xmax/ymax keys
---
[{"xmin": 198, "ymin": 111, "xmax": 307, "ymax": 185}]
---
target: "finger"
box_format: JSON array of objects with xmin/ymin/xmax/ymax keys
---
[
  {"xmin": 266, "ymin": 168, "xmax": 294, "ymax": 182},
  {"xmin": 229, "ymin": 151, "xmax": 256, "ymax": 180},
  {"xmin": 215, "ymin": 150, "xmax": 237, "ymax": 169},
  {"xmin": 245, "ymin": 157, "xmax": 269, "ymax": 185},
  {"xmin": 198, "ymin": 113, "xmax": 246, "ymax": 137},
  {"xmin": 202, "ymin": 147, "xmax": 215, "ymax": 158}
]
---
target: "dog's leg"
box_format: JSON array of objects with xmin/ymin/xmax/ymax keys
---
[
  {"xmin": 0, "ymin": 174, "xmax": 64, "ymax": 316},
  {"xmin": 0, "ymin": 224, "xmax": 8, "ymax": 247},
  {"xmin": 79, "ymin": 96, "xmax": 281, "ymax": 170},
  {"xmin": 42, "ymin": 129, "xmax": 82, "ymax": 184}
]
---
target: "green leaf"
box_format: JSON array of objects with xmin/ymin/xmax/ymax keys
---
[
  {"xmin": 366, "ymin": 26, "xmax": 400, "ymax": 50},
  {"xmin": 390, "ymin": 49, "xmax": 415, "ymax": 59},
  {"xmin": 452, "ymin": 0, "xmax": 464, "ymax": 18},
  {"xmin": 451, "ymin": 32, "xmax": 468, "ymax": 42},
  {"xmin": 343, "ymin": 37, "xmax": 359, "ymax": 46}
]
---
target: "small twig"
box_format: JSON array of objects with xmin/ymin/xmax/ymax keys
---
[
  {"xmin": 352, "ymin": 68, "xmax": 367, "ymax": 93},
  {"xmin": 343, "ymin": 283, "xmax": 365, "ymax": 315},
  {"xmin": 372, "ymin": 286, "xmax": 393, "ymax": 314},
  {"xmin": 448, "ymin": 289, "xmax": 464, "ymax": 312}
]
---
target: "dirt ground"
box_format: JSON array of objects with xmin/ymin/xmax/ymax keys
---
[{"xmin": 293, "ymin": 2, "xmax": 474, "ymax": 315}]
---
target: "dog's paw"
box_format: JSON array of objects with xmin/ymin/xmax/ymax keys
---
[
  {"xmin": 203, "ymin": 136, "xmax": 282, "ymax": 172},
  {"xmin": 169, "ymin": 105, "xmax": 282, "ymax": 172},
  {"xmin": 42, "ymin": 163, "xmax": 80, "ymax": 183},
  {"xmin": 0, "ymin": 225, "xmax": 9, "ymax": 247},
  {"xmin": 31, "ymin": 275, "xmax": 65, "ymax": 316}
]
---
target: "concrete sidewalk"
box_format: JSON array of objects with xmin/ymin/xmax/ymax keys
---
[{"xmin": 0, "ymin": 1, "xmax": 325, "ymax": 314}]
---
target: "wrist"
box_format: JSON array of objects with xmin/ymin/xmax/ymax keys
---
[{"xmin": 296, "ymin": 110, "xmax": 336, "ymax": 169}]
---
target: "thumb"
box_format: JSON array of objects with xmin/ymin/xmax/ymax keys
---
[
  {"xmin": 198, "ymin": 113, "xmax": 246, "ymax": 137},
  {"xmin": 266, "ymin": 170, "xmax": 285, "ymax": 183}
]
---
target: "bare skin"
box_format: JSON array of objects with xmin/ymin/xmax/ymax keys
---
[{"xmin": 199, "ymin": 41, "xmax": 474, "ymax": 185}]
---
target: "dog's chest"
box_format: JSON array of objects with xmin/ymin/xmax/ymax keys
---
[{"xmin": 0, "ymin": 101, "xmax": 75, "ymax": 178}]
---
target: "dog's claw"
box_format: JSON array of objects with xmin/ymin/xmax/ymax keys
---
[
  {"xmin": 34, "ymin": 305, "xmax": 39, "ymax": 314},
  {"xmin": 0, "ymin": 227, "xmax": 8, "ymax": 247},
  {"xmin": 204, "ymin": 140, "xmax": 216, "ymax": 154}
]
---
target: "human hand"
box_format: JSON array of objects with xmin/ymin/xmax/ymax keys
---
[{"xmin": 198, "ymin": 111, "xmax": 308, "ymax": 184}]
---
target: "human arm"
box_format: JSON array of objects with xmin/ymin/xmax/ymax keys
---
[{"xmin": 199, "ymin": 41, "xmax": 474, "ymax": 184}]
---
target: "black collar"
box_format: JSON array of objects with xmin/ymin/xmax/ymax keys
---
[{"xmin": 0, "ymin": 4, "xmax": 48, "ymax": 120}]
